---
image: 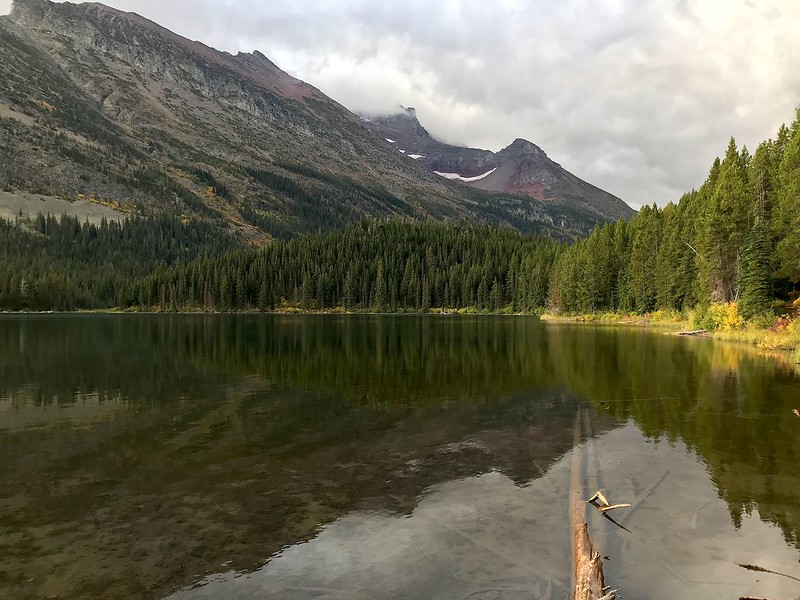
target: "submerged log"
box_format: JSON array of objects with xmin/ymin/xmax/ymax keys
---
[{"xmin": 570, "ymin": 412, "xmax": 615, "ymax": 600}]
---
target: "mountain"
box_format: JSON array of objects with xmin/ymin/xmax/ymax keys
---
[
  {"xmin": 363, "ymin": 107, "xmax": 634, "ymax": 221},
  {"xmin": 0, "ymin": 0, "xmax": 627, "ymax": 242}
]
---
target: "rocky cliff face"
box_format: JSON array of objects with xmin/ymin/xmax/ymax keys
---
[
  {"xmin": 364, "ymin": 110, "xmax": 635, "ymax": 221},
  {"xmin": 0, "ymin": 0, "xmax": 620, "ymax": 241}
]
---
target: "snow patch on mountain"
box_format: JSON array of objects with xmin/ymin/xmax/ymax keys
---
[{"xmin": 433, "ymin": 168, "xmax": 497, "ymax": 183}]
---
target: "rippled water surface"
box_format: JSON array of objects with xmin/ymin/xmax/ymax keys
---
[{"xmin": 2, "ymin": 314, "xmax": 800, "ymax": 599}]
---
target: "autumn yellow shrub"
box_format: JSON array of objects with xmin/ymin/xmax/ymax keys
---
[
  {"xmin": 697, "ymin": 302, "xmax": 744, "ymax": 330},
  {"xmin": 788, "ymin": 316, "xmax": 798, "ymax": 332}
]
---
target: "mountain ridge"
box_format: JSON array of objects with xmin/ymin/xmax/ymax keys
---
[
  {"xmin": 1, "ymin": 0, "xmax": 629, "ymax": 242},
  {"xmin": 363, "ymin": 107, "xmax": 634, "ymax": 221}
]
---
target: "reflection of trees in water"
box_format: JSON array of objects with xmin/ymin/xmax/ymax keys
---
[
  {"xmin": 3, "ymin": 315, "xmax": 800, "ymax": 597},
  {"xmin": 543, "ymin": 324, "xmax": 800, "ymax": 550},
  {"xmin": 1, "ymin": 315, "xmax": 570, "ymax": 412},
  {"xmin": 0, "ymin": 315, "xmax": 599, "ymax": 599}
]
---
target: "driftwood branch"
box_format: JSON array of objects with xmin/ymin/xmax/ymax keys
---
[
  {"xmin": 737, "ymin": 562, "xmax": 800, "ymax": 583},
  {"xmin": 587, "ymin": 490, "xmax": 631, "ymax": 513}
]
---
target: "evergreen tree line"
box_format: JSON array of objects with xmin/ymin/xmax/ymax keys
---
[
  {"xmin": 133, "ymin": 219, "xmax": 561, "ymax": 312},
  {"xmin": 549, "ymin": 108, "xmax": 800, "ymax": 318},
  {"xmin": 0, "ymin": 213, "xmax": 235, "ymax": 310},
  {"xmin": 3, "ymin": 108, "xmax": 798, "ymax": 316}
]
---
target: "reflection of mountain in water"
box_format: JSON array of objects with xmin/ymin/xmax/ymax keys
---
[
  {"xmin": 2, "ymin": 315, "xmax": 800, "ymax": 598},
  {"xmin": 169, "ymin": 424, "xmax": 800, "ymax": 600},
  {"xmin": 0, "ymin": 315, "xmax": 607, "ymax": 599}
]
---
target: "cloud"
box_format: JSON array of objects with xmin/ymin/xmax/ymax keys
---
[{"xmin": 15, "ymin": 0, "xmax": 800, "ymax": 208}]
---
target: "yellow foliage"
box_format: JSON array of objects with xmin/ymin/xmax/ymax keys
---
[
  {"xmin": 707, "ymin": 302, "xmax": 744, "ymax": 330},
  {"xmin": 649, "ymin": 309, "xmax": 683, "ymax": 323},
  {"xmin": 788, "ymin": 317, "xmax": 800, "ymax": 339},
  {"xmin": 788, "ymin": 317, "xmax": 798, "ymax": 333}
]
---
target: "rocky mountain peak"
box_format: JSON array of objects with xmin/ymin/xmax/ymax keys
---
[
  {"xmin": 234, "ymin": 49, "xmax": 284, "ymax": 77},
  {"xmin": 398, "ymin": 106, "xmax": 417, "ymax": 119},
  {"xmin": 0, "ymin": 0, "xmax": 631, "ymax": 241},
  {"xmin": 238, "ymin": 49, "xmax": 277, "ymax": 68},
  {"xmin": 362, "ymin": 111, "xmax": 633, "ymax": 221},
  {"xmin": 10, "ymin": 0, "xmax": 47, "ymax": 13},
  {"xmin": 10, "ymin": 0, "xmax": 52, "ymax": 22},
  {"xmin": 500, "ymin": 138, "xmax": 547, "ymax": 160},
  {"xmin": 363, "ymin": 106, "xmax": 435, "ymax": 147}
]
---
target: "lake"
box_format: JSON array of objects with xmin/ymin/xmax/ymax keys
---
[{"xmin": 2, "ymin": 314, "xmax": 800, "ymax": 599}]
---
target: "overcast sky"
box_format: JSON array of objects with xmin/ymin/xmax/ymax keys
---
[{"xmin": 2, "ymin": 0, "xmax": 799, "ymax": 208}]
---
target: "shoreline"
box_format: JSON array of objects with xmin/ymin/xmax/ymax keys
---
[
  {"xmin": 541, "ymin": 312, "xmax": 800, "ymax": 368},
  {"xmin": 3, "ymin": 308, "xmax": 798, "ymax": 367}
]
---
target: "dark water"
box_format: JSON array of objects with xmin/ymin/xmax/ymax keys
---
[{"xmin": 2, "ymin": 315, "xmax": 800, "ymax": 600}]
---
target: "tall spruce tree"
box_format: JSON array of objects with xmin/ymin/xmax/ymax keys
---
[
  {"xmin": 697, "ymin": 139, "xmax": 750, "ymax": 302},
  {"xmin": 739, "ymin": 217, "xmax": 772, "ymax": 319},
  {"xmin": 773, "ymin": 109, "xmax": 800, "ymax": 284},
  {"xmin": 626, "ymin": 205, "xmax": 662, "ymax": 313}
]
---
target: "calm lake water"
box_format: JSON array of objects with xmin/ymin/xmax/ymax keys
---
[{"xmin": 2, "ymin": 314, "xmax": 800, "ymax": 599}]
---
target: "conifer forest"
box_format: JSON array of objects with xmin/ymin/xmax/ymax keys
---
[{"xmin": 2, "ymin": 109, "xmax": 799, "ymax": 320}]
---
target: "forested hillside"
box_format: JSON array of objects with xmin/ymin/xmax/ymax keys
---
[
  {"xmin": 549, "ymin": 108, "xmax": 800, "ymax": 321},
  {"xmin": 0, "ymin": 214, "xmax": 236, "ymax": 310},
  {"xmin": 2, "ymin": 108, "xmax": 798, "ymax": 320},
  {"xmin": 0, "ymin": 216, "xmax": 560, "ymax": 312},
  {"xmin": 0, "ymin": 0, "xmax": 615, "ymax": 242},
  {"xmin": 133, "ymin": 219, "xmax": 561, "ymax": 312}
]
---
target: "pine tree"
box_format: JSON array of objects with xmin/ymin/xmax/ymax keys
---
[
  {"xmin": 739, "ymin": 217, "xmax": 772, "ymax": 319},
  {"xmin": 373, "ymin": 259, "xmax": 387, "ymax": 312},
  {"xmin": 773, "ymin": 108, "xmax": 800, "ymax": 283},
  {"xmin": 421, "ymin": 276, "xmax": 431, "ymax": 312},
  {"xmin": 342, "ymin": 270, "xmax": 355, "ymax": 310},
  {"xmin": 697, "ymin": 139, "xmax": 751, "ymax": 302},
  {"xmin": 626, "ymin": 205, "xmax": 662, "ymax": 313}
]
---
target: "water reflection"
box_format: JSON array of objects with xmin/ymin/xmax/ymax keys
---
[
  {"xmin": 169, "ymin": 424, "xmax": 800, "ymax": 600},
  {"xmin": 1, "ymin": 315, "xmax": 799, "ymax": 599}
]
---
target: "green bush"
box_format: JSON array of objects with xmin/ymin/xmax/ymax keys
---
[
  {"xmin": 747, "ymin": 311, "xmax": 777, "ymax": 330},
  {"xmin": 693, "ymin": 302, "xmax": 744, "ymax": 331}
]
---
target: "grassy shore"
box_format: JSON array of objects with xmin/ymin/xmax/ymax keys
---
[{"xmin": 541, "ymin": 309, "xmax": 800, "ymax": 367}]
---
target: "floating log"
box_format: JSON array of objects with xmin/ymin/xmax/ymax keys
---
[
  {"xmin": 673, "ymin": 329, "xmax": 710, "ymax": 337},
  {"xmin": 570, "ymin": 412, "xmax": 616, "ymax": 600}
]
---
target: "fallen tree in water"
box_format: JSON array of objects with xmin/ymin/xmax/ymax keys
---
[{"xmin": 569, "ymin": 410, "xmax": 618, "ymax": 600}]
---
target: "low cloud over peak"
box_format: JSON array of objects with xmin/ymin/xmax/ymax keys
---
[{"xmin": 18, "ymin": 0, "xmax": 800, "ymax": 209}]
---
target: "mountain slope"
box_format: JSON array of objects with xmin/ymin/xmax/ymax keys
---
[
  {"xmin": 364, "ymin": 107, "xmax": 634, "ymax": 221},
  {"xmin": 0, "ymin": 0, "xmax": 622, "ymax": 241}
]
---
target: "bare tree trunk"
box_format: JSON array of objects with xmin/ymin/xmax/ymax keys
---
[{"xmin": 570, "ymin": 411, "xmax": 612, "ymax": 600}]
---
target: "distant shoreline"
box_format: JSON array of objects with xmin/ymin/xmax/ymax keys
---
[
  {"xmin": 541, "ymin": 312, "xmax": 800, "ymax": 369},
  {"xmin": 3, "ymin": 309, "xmax": 796, "ymax": 368}
]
